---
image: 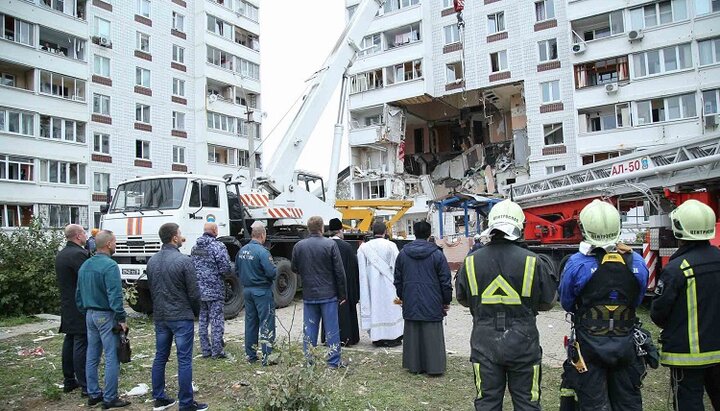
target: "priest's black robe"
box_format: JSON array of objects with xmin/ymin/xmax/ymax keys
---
[{"xmin": 321, "ymin": 237, "xmax": 360, "ymax": 346}]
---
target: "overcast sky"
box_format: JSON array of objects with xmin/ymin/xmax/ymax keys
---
[{"xmin": 258, "ymin": 1, "xmax": 348, "ymax": 179}]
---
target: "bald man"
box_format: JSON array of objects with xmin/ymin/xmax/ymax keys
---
[
  {"xmin": 55, "ymin": 224, "xmax": 89, "ymax": 396},
  {"xmin": 191, "ymin": 222, "xmax": 231, "ymax": 358}
]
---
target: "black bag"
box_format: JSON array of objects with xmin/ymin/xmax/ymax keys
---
[{"xmin": 118, "ymin": 329, "xmax": 131, "ymax": 363}]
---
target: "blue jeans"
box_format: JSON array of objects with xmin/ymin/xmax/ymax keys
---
[
  {"xmin": 244, "ymin": 287, "xmax": 275, "ymax": 364},
  {"xmin": 85, "ymin": 310, "xmax": 119, "ymax": 402},
  {"xmin": 152, "ymin": 320, "xmax": 195, "ymax": 408},
  {"xmin": 303, "ymin": 298, "xmax": 341, "ymax": 367}
]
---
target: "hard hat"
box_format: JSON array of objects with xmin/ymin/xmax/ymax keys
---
[
  {"xmin": 482, "ymin": 199, "xmax": 525, "ymax": 241},
  {"xmin": 579, "ymin": 200, "xmax": 621, "ymax": 248},
  {"xmin": 670, "ymin": 199, "xmax": 716, "ymax": 241}
]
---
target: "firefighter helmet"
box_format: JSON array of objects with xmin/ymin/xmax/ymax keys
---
[
  {"xmin": 483, "ymin": 199, "xmax": 525, "ymax": 241},
  {"xmin": 670, "ymin": 199, "xmax": 716, "ymax": 241},
  {"xmin": 579, "ymin": 200, "xmax": 621, "ymax": 247}
]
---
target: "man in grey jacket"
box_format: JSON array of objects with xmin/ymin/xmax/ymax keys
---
[{"xmin": 147, "ymin": 223, "xmax": 207, "ymax": 411}]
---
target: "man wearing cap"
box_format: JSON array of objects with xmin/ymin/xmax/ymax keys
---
[
  {"xmin": 457, "ymin": 199, "xmax": 557, "ymax": 410},
  {"xmin": 468, "ymin": 233, "xmax": 484, "ymax": 256},
  {"xmin": 651, "ymin": 199, "xmax": 720, "ymax": 410}
]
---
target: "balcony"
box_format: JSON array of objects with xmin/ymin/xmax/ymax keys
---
[
  {"xmin": 206, "ymin": 79, "xmax": 260, "ymax": 115},
  {"xmin": 234, "ymin": 26, "xmax": 259, "ymax": 52},
  {"xmin": 39, "ymin": 26, "xmax": 86, "ymax": 62}
]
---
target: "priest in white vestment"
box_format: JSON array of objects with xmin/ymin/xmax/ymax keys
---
[{"xmin": 357, "ymin": 221, "xmax": 404, "ymax": 347}]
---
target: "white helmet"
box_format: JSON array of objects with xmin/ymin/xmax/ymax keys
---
[
  {"xmin": 579, "ymin": 200, "xmax": 621, "ymax": 248},
  {"xmin": 670, "ymin": 199, "xmax": 716, "ymax": 241},
  {"xmin": 482, "ymin": 199, "xmax": 525, "ymax": 241}
]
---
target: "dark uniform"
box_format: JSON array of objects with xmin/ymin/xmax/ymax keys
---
[
  {"xmin": 457, "ymin": 238, "xmax": 557, "ymax": 411},
  {"xmin": 191, "ymin": 232, "xmax": 231, "ymax": 358},
  {"xmin": 651, "ymin": 240, "xmax": 720, "ymax": 410},
  {"xmin": 559, "ymin": 250, "xmax": 648, "ymax": 411},
  {"xmin": 236, "ymin": 239, "xmax": 277, "ymax": 364}
]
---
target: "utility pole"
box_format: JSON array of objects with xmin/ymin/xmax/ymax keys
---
[{"xmin": 246, "ymin": 107, "xmax": 256, "ymax": 185}]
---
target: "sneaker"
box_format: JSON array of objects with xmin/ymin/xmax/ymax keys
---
[
  {"xmin": 87, "ymin": 396, "xmax": 104, "ymax": 407},
  {"xmin": 180, "ymin": 401, "xmax": 209, "ymax": 411},
  {"xmin": 153, "ymin": 398, "xmax": 177, "ymax": 410},
  {"xmin": 102, "ymin": 398, "xmax": 131, "ymax": 409}
]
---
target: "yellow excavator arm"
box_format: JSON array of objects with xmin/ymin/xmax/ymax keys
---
[{"xmin": 335, "ymin": 199, "xmax": 414, "ymax": 234}]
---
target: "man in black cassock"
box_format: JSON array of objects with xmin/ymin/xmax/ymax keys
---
[{"xmin": 321, "ymin": 218, "xmax": 360, "ymax": 346}]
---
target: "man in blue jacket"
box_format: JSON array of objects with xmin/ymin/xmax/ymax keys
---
[
  {"xmin": 558, "ymin": 200, "xmax": 648, "ymax": 411},
  {"xmin": 236, "ymin": 221, "xmax": 277, "ymax": 365},
  {"xmin": 394, "ymin": 220, "xmax": 452, "ymax": 375}
]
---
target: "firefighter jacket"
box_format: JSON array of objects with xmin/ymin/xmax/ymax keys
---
[
  {"xmin": 650, "ymin": 240, "xmax": 720, "ymax": 368},
  {"xmin": 456, "ymin": 239, "xmax": 557, "ymax": 363}
]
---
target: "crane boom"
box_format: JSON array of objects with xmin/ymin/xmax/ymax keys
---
[{"xmin": 264, "ymin": 0, "xmax": 385, "ymax": 193}]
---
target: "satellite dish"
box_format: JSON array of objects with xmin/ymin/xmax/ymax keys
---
[{"xmin": 208, "ymin": 94, "xmax": 218, "ymax": 103}]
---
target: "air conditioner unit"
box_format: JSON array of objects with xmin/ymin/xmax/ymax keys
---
[
  {"xmin": 628, "ymin": 29, "xmax": 644, "ymax": 42},
  {"xmin": 605, "ymin": 83, "xmax": 620, "ymax": 94},
  {"xmin": 705, "ymin": 114, "xmax": 719, "ymax": 128},
  {"xmin": 99, "ymin": 36, "xmax": 111, "ymax": 47},
  {"xmin": 571, "ymin": 43, "xmax": 586, "ymax": 54}
]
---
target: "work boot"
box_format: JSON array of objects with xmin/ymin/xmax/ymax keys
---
[
  {"xmin": 102, "ymin": 398, "xmax": 131, "ymax": 409},
  {"xmin": 87, "ymin": 396, "xmax": 103, "ymax": 407}
]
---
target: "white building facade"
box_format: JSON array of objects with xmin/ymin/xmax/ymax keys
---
[{"xmin": 0, "ymin": 0, "xmax": 261, "ymax": 230}]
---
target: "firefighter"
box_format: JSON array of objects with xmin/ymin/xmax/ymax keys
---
[
  {"xmin": 650, "ymin": 199, "xmax": 720, "ymax": 410},
  {"xmin": 558, "ymin": 200, "xmax": 649, "ymax": 411},
  {"xmin": 457, "ymin": 199, "xmax": 557, "ymax": 411}
]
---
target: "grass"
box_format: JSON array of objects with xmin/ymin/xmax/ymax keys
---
[
  {"xmin": 0, "ymin": 307, "xmax": 680, "ymax": 411},
  {"xmin": 0, "ymin": 315, "xmax": 44, "ymax": 328}
]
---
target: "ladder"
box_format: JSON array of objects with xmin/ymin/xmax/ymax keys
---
[{"xmin": 511, "ymin": 134, "xmax": 720, "ymax": 208}]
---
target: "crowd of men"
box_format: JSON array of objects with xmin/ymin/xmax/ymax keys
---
[{"xmin": 54, "ymin": 197, "xmax": 719, "ymax": 410}]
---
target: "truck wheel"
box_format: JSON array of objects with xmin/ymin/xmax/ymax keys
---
[
  {"xmin": 128, "ymin": 287, "xmax": 153, "ymax": 315},
  {"xmin": 273, "ymin": 258, "xmax": 297, "ymax": 308},
  {"xmin": 223, "ymin": 271, "xmax": 244, "ymax": 320}
]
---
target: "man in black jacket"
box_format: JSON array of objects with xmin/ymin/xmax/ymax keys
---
[
  {"xmin": 147, "ymin": 223, "xmax": 206, "ymax": 411},
  {"xmin": 55, "ymin": 224, "xmax": 89, "ymax": 396},
  {"xmin": 394, "ymin": 220, "xmax": 452, "ymax": 375},
  {"xmin": 651, "ymin": 199, "xmax": 720, "ymax": 410}
]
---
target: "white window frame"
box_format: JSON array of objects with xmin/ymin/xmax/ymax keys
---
[
  {"xmin": 538, "ymin": 38, "xmax": 558, "ymax": 62},
  {"xmin": 443, "ymin": 24, "xmax": 460, "ymax": 45},
  {"xmin": 93, "ymin": 133, "xmax": 110, "ymax": 154},
  {"xmin": 3, "ymin": 16, "xmax": 35, "ymax": 46},
  {"xmin": 93, "ymin": 172, "xmax": 110, "ymax": 193},
  {"xmin": 0, "ymin": 154, "xmax": 35, "ymax": 182},
  {"xmin": 39, "ymin": 71, "xmax": 86, "ymax": 102},
  {"xmin": 95, "ymin": 17, "xmax": 110, "ymax": 38},
  {"xmin": 630, "ymin": 0, "xmax": 688, "ymax": 29},
  {"xmin": 172, "ymin": 11, "xmax": 185, "ymax": 32},
  {"xmin": 208, "ymin": 144, "xmax": 238, "ymax": 165},
  {"xmin": 634, "ymin": 92, "xmax": 697, "ymax": 125},
  {"xmin": 389, "ymin": 60, "xmax": 422, "ymax": 84},
  {"xmin": 172, "ymin": 78, "xmax": 185, "ymax": 97},
  {"xmin": 703, "ymin": 89, "xmax": 720, "ymax": 115},
  {"xmin": 0, "ymin": 204, "xmax": 34, "ymax": 228},
  {"xmin": 546, "ymin": 165, "xmax": 566, "ymax": 175},
  {"xmin": 490, "ymin": 50, "xmax": 508, "ymax": 72},
  {"xmin": 172, "ymin": 146, "xmax": 186, "ymax": 164},
  {"xmin": 93, "ymin": 93, "xmax": 110, "ymax": 115},
  {"xmin": 0, "ymin": 108, "xmax": 35, "ymax": 136},
  {"xmin": 135, "ymin": 140, "xmax": 150, "ymax": 160},
  {"xmin": 136, "ymin": 31, "xmax": 150, "ymax": 53},
  {"xmin": 93, "ymin": 55, "xmax": 110, "ymax": 77},
  {"xmin": 632, "ymin": 43, "xmax": 692, "ymax": 79},
  {"xmin": 172, "ymin": 111, "xmax": 185, "ymax": 130},
  {"xmin": 135, "ymin": 67, "xmax": 150, "ymax": 88},
  {"xmin": 543, "ymin": 123, "xmax": 564, "ymax": 145},
  {"xmin": 135, "ymin": 104, "xmax": 150, "ymax": 124},
  {"xmin": 359, "ymin": 33, "xmax": 381, "ymax": 56},
  {"xmin": 694, "ymin": 0, "xmax": 720, "ymax": 14},
  {"xmin": 446, "ymin": 62, "xmax": 463, "ymax": 83},
  {"xmin": 540, "ymin": 80, "xmax": 561, "ymax": 103},
  {"xmin": 535, "ymin": 0, "xmax": 555, "ymax": 22},
  {"xmin": 172, "ymin": 44, "xmax": 185, "ymax": 64},
  {"xmin": 39, "ymin": 160, "xmax": 86, "ymax": 185},
  {"xmin": 698, "ymin": 37, "xmax": 720, "ymax": 66},
  {"xmin": 487, "ymin": 12, "xmax": 505, "ymax": 34},
  {"xmin": 46, "ymin": 204, "xmax": 82, "ymax": 228},
  {"xmin": 39, "ymin": 115, "xmax": 86, "ymax": 143},
  {"xmin": 207, "ymin": 15, "xmax": 233, "ymax": 40},
  {"xmin": 137, "ymin": 0, "xmax": 150, "ymax": 18},
  {"xmin": 207, "ymin": 112, "xmax": 237, "ymax": 133}
]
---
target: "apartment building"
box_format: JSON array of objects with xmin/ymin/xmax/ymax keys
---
[
  {"xmin": 0, "ymin": 0, "xmax": 261, "ymax": 230},
  {"xmin": 344, "ymin": 0, "xmax": 719, "ymax": 238}
]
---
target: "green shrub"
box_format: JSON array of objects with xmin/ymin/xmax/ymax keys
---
[{"xmin": 0, "ymin": 219, "xmax": 64, "ymax": 316}]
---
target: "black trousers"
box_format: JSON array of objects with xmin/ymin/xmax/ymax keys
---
[
  {"xmin": 473, "ymin": 355, "xmax": 542, "ymax": 411},
  {"xmin": 62, "ymin": 333, "xmax": 87, "ymax": 389},
  {"xmin": 671, "ymin": 364, "xmax": 720, "ymax": 411},
  {"xmin": 562, "ymin": 356, "xmax": 644, "ymax": 411}
]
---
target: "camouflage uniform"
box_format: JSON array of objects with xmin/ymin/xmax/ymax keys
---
[{"xmin": 191, "ymin": 233, "xmax": 231, "ymax": 357}]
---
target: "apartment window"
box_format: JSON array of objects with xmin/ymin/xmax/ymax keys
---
[
  {"xmin": 349, "ymin": 69, "xmax": 383, "ymax": 93},
  {"xmin": 633, "ymin": 43, "xmax": 692, "ymax": 78},
  {"xmin": 93, "ymin": 55, "xmax": 110, "ymax": 77},
  {"xmin": 359, "ymin": 33, "xmax": 381, "ymax": 56},
  {"xmin": 535, "ymin": 0, "xmax": 555, "ymax": 21},
  {"xmin": 136, "ymin": 32, "xmax": 150, "ymax": 53},
  {"xmin": 546, "ymin": 165, "xmax": 566, "ymax": 175},
  {"xmin": 93, "ymin": 93, "xmax": 110, "ymax": 115},
  {"xmin": 443, "ymin": 0, "xmax": 453, "ymax": 7},
  {"xmin": 95, "ymin": 17, "xmax": 110, "ymax": 38},
  {"xmin": 39, "ymin": 160, "xmax": 86, "ymax": 185},
  {"xmin": 207, "ymin": 15, "xmax": 233, "ymax": 40},
  {"xmin": 236, "ymin": 1, "xmax": 259, "ymax": 22},
  {"xmin": 39, "ymin": 71, "xmax": 86, "ymax": 102},
  {"xmin": 490, "ymin": 51, "xmax": 508, "ymax": 72},
  {"xmin": 388, "ymin": 60, "xmax": 422, "ymax": 84},
  {"xmin": 574, "ymin": 57, "xmax": 629, "ymax": 88},
  {"xmin": 0, "ymin": 155, "xmax": 34, "ymax": 182},
  {"xmin": 172, "ymin": 146, "xmax": 185, "ymax": 164},
  {"xmin": 582, "ymin": 152, "xmax": 621, "ymax": 165},
  {"xmin": 47, "ymin": 204, "xmax": 82, "ymax": 227},
  {"xmin": 540, "ymin": 80, "xmax": 560, "ymax": 103},
  {"xmin": 137, "ymin": 0, "xmax": 150, "ymax": 18},
  {"xmin": 39, "ymin": 116, "xmax": 86, "ymax": 142},
  {"xmin": 384, "ymin": 0, "xmax": 419, "ymax": 14},
  {"xmin": 172, "ymin": 12, "xmax": 185, "ymax": 32},
  {"xmin": 93, "ymin": 133, "xmax": 110, "ymax": 154},
  {"xmin": 487, "ymin": 12, "xmax": 505, "ymax": 34},
  {"xmin": 172, "ymin": 45, "xmax": 185, "ymax": 64},
  {"xmin": 239, "ymin": 59, "xmax": 260, "ymax": 80},
  {"xmin": 635, "ymin": 92, "xmax": 697, "ymax": 125},
  {"xmin": 208, "ymin": 144, "xmax": 237, "ymax": 165},
  {"xmin": 135, "ymin": 140, "xmax": 150, "ymax": 160},
  {"xmin": 699, "ymin": 37, "xmax": 720, "ymax": 66},
  {"xmin": 1, "ymin": 73, "xmax": 15, "ymax": 87},
  {"xmin": 695, "ymin": 0, "xmax": 720, "ymax": 14},
  {"xmin": 135, "ymin": 67, "xmax": 150, "ymax": 88},
  {"xmin": 135, "ymin": 104, "xmax": 150, "ymax": 124},
  {"xmin": 2, "ymin": 15, "xmax": 35, "ymax": 46},
  {"xmin": 444, "ymin": 24, "xmax": 460, "ymax": 45},
  {"xmin": 0, "ymin": 108, "xmax": 34, "ymax": 136},
  {"xmin": 630, "ymin": 0, "xmax": 687, "ymax": 29},
  {"xmin": 575, "ymin": 11, "xmax": 624, "ymax": 42},
  {"xmin": 93, "ymin": 172, "xmax": 110, "ymax": 193},
  {"xmin": 172, "ymin": 78, "xmax": 185, "ymax": 97},
  {"xmin": 172, "ymin": 111, "xmax": 185, "ymax": 130},
  {"xmin": 543, "ymin": 123, "xmax": 564, "ymax": 145},
  {"xmin": 538, "ymin": 39, "xmax": 558, "ymax": 62},
  {"xmin": 704, "ymin": 89, "xmax": 720, "ymax": 115},
  {"xmin": 0, "ymin": 204, "xmax": 33, "ymax": 228},
  {"xmin": 207, "ymin": 112, "xmax": 236, "ymax": 133},
  {"xmin": 582, "ymin": 103, "xmax": 631, "ymax": 132},
  {"xmin": 207, "ymin": 46, "xmax": 234, "ymax": 71}
]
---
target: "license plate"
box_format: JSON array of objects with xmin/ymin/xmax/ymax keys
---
[{"xmin": 122, "ymin": 268, "xmax": 141, "ymax": 276}]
